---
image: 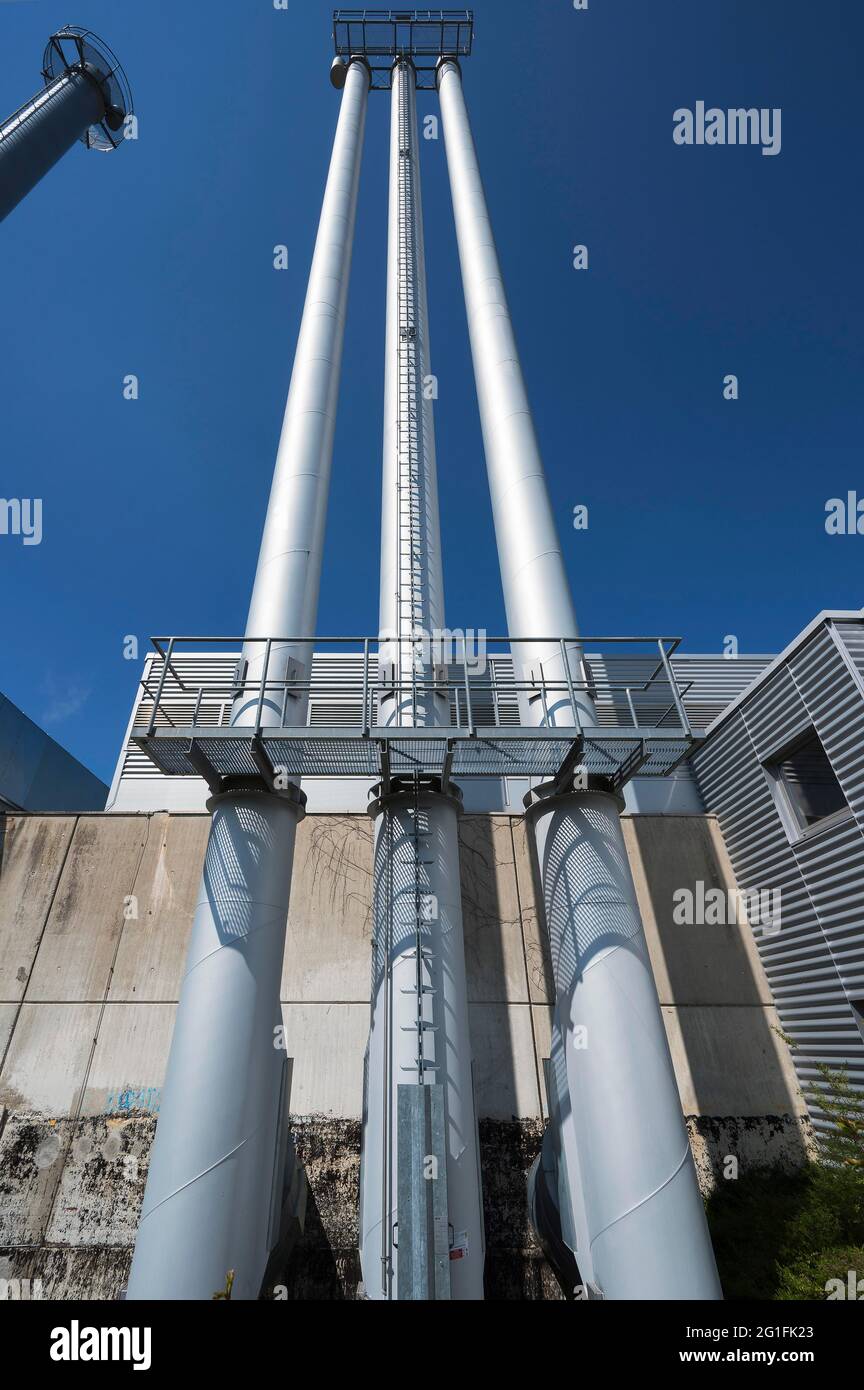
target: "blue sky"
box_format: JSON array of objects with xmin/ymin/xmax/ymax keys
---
[{"xmin": 1, "ymin": 0, "xmax": 861, "ymax": 783}]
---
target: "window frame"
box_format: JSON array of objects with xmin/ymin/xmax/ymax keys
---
[{"xmin": 762, "ymin": 726, "xmax": 853, "ymax": 845}]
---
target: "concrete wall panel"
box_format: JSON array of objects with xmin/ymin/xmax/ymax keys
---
[
  {"xmin": 0, "ymin": 1004, "xmax": 99, "ymax": 1115},
  {"xmin": 623, "ymin": 815, "xmax": 773, "ymax": 1006},
  {"xmin": 0, "ymin": 1003, "xmax": 17, "ymax": 1062},
  {"xmin": 460, "ymin": 817, "xmax": 529, "ymax": 1003},
  {"xmin": 687, "ymin": 1115, "xmax": 814, "ymax": 1192},
  {"xmin": 511, "ymin": 819, "xmax": 554, "ymax": 1004},
  {"xmin": 108, "ymin": 816, "xmax": 208, "ymax": 1002},
  {"xmin": 280, "ymin": 1002, "xmax": 369, "ymax": 1117},
  {"xmin": 531, "ymin": 1004, "xmax": 554, "ymax": 1118},
  {"xmin": 281, "ymin": 816, "xmax": 373, "ymax": 1003},
  {"xmin": 0, "ymin": 1115, "xmax": 73, "ymax": 1245},
  {"xmin": 0, "ymin": 1246, "xmax": 131, "ymax": 1301},
  {"xmin": 82, "ymin": 1004, "xmax": 175, "ymax": 1117},
  {"xmin": 45, "ymin": 1116, "xmax": 152, "ymax": 1247},
  {"xmin": 26, "ymin": 818, "xmax": 149, "ymax": 1003},
  {"xmin": 662, "ymin": 1004, "xmax": 804, "ymax": 1117},
  {"xmin": 469, "ymin": 1003, "xmax": 541, "ymax": 1120},
  {"xmin": 0, "ymin": 816, "xmax": 75, "ymax": 1002}
]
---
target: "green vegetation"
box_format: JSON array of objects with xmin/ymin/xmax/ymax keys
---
[{"xmin": 706, "ymin": 1061, "xmax": 864, "ymax": 1301}]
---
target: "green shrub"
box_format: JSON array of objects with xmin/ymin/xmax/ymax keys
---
[
  {"xmin": 707, "ymin": 1164, "xmax": 864, "ymax": 1300},
  {"xmin": 804, "ymin": 1062, "xmax": 864, "ymax": 1173},
  {"xmin": 776, "ymin": 1246, "xmax": 864, "ymax": 1300},
  {"xmin": 706, "ymin": 1056, "xmax": 864, "ymax": 1300}
]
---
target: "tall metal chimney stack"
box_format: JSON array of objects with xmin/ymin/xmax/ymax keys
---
[
  {"xmin": 119, "ymin": 7, "xmax": 724, "ymax": 1305},
  {"xmin": 0, "ymin": 26, "xmax": 132, "ymax": 224},
  {"xmin": 127, "ymin": 52, "xmax": 371, "ymax": 1301},
  {"xmin": 436, "ymin": 55, "xmax": 722, "ymax": 1300},
  {"xmin": 357, "ymin": 28, "xmax": 484, "ymax": 1300}
]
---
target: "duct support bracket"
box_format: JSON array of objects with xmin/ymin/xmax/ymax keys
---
[{"xmin": 183, "ymin": 736, "xmax": 311, "ymax": 809}]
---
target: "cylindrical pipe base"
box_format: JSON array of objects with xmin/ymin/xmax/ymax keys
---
[
  {"xmin": 360, "ymin": 789, "xmax": 484, "ymax": 1300},
  {"xmin": 127, "ymin": 791, "xmax": 302, "ymax": 1300},
  {"xmin": 527, "ymin": 788, "xmax": 722, "ymax": 1299},
  {"xmin": 128, "ymin": 55, "xmax": 370, "ymax": 1301}
]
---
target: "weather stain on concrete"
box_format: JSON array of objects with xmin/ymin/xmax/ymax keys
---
[{"xmin": 687, "ymin": 1113, "xmax": 814, "ymax": 1194}]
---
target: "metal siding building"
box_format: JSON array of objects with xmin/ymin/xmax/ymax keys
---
[
  {"xmin": 0, "ymin": 691, "xmax": 108, "ymax": 812},
  {"xmin": 692, "ymin": 612, "xmax": 864, "ymax": 1134}
]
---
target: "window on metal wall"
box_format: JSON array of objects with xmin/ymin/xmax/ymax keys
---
[{"xmin": 765, "ymin": 729, "xmax": 850, "ymax": 838}]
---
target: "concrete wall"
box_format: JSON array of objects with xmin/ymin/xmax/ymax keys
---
[{"xmin": 0, "ymin": 809, "xmax": 808, "ymax": 1299}]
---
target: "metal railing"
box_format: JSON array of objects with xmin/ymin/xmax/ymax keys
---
[
  {"xmin": 134, "ymin": 634, "xmax": 695, "ymax": 743},
  {"xmin": 332, "ymin": 9, "xmax": 474, "ymax": 87}
]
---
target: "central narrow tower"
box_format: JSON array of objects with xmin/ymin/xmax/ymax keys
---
[{"xmin": 360, "ymin": 54, "xmax": 484, "ymax": 1301}]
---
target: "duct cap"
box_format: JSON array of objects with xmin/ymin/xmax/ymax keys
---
[
  {"xmin": 331, "ymin": 54, "xmax": 371, "ymax": 89},
  {"xmin": 42, "ymin": 25, "xmax": 133, "ymax": 152}
]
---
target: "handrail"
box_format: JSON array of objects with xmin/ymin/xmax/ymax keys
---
[{"xmin": 135, "ymin": 633, "xmax": 696, "ymax": 742}]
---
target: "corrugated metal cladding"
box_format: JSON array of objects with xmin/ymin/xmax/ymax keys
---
[{"xmin": 693, "ymin": 618, "xmax": 864, "ymax": 1134}]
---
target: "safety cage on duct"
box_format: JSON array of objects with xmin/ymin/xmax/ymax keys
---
[
  {"xmin": 41, "ymin": 25, "xmax": 133, "ymax": 150},
  {"xmin": 130, "ymin": 634, "xmax": 702, "ymax": 793}
]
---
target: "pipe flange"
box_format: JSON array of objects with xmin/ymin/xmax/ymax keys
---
[
  {"xmin": 349, "ymin": 54, "xmax": 373, "ymax": 86},
  {"xmin": 523, "ymin": 775, "xmax": 623, "ymax": 819},
  {"xmin": 367, "ymin": 776, "xmax": 464, "ymax": 820},
  {"xmin": 207, "ymin": 778, "xmax": 307, "ymax": 820},
  {"xmin": 435, "ymin": 55, "xmax": 461, "ymax": 89}
]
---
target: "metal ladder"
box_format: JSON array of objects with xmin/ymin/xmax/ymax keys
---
[
  {"xmin": 379, "ymin": 781, "xmax": 439, "ymax": 1297},
  {"xmin": 380, "ymin": 70, "xmax": 440, "ymax": 1295},
  {"xmin": 394, "ymin": 61, "xmax": 425, "ymax": 726},
  {"xmin": 402, "ymin": 781, "xmax": 437, "ymax": 1087}
]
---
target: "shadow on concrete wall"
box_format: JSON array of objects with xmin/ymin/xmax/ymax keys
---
[
  {"xmin": 459, "ymin": 816, "xmax": 563, "ymax": 1298},
  {"xmin": 625, "ymin": 816, "xmax": 810, "ymax": 1174},
  {"xmin": 458, "ymin": 816, "xmax": 518, "ymax": 1111}
]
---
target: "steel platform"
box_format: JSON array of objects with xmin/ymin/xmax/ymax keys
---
[
  {"xmin": 130, "ymin": 633, "xmax": 700, "ymax": 793},
  {"xmin": 333, "ymin": 9, "xmax": 474, "ymax": 89},
  {"xmin": 131, "ymin": 725, "xmax": 696, "ymax": 793}
]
